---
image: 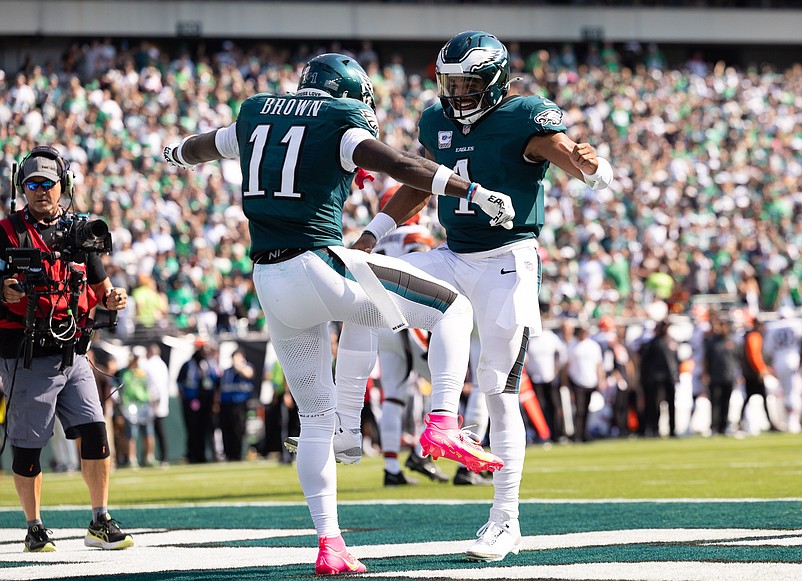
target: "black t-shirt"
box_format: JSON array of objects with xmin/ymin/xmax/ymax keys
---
[{"xmin": 0, "ymin": 209, "xmax": 107, "ymax": 358}]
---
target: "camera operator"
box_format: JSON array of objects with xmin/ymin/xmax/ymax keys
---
[{"xmin": 0, "ymin": 146, "xmax": 133, "ymax": 553}]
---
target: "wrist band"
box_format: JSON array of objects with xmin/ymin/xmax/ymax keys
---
[
  {"xmin": 581, "ymin": 157, "xmax": 613, "ymax": 190},
  {"xmin": 364, "ymin": 212, "xmax": 397, "ymax": 242},
  {"xmin": 431, "ymin": 165, "xmax": 453, "ymax": 196},
  {"xmin": 466, "ymin": 183, "xmax": 479, "ymax": 203},
  {"xmin": 175, "ymin": 134, "xmax": 198, "ymax": 166}
]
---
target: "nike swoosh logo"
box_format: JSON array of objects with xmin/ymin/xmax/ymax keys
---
[{"xmin": 500, "ymin": 268, "xmax": 516, "ymax": 275}]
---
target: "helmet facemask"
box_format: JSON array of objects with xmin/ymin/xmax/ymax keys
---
[
  {"xmin": 437, "ymin": 70, "xmax": 503, "ymax": 125},
  {"xmin": 436, "ymin": 31, "xmax": 510, "ymax": 125}
]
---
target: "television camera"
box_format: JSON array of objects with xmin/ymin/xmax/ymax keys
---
[{"xmin": 3, "ymin": 213, "xmax": 116, "ymax": 370}]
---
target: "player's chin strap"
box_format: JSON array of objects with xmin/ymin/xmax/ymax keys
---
[{"xmin": 327, "ymin": 246, "xmax": 409, "ymax": 333}]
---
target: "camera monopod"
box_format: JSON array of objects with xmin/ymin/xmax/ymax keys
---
[{"xmin": 10, "ymin": 162, "xmax": 17, "ymax": 213}]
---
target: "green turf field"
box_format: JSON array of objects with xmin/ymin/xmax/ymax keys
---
[
  {"xmin": 1, "ymin": 432, "xmax": 799, "ymax": 506},
  {"xmin": 1, "ymin": 433, "xmax": 800, "ymax": 580}
]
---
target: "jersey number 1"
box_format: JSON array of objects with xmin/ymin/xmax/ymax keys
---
[
  {"xmin": 243, "ymin": 124, "xmax": 306, "ymax": 199},
  {"xmin": 453, "ymin": 158, "xmax": 476, "ymax": 216}
]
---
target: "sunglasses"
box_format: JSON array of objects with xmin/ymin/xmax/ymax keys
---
[{"xmin": 24, "ymin": 179, "xmax": 57, "ymax": 192}]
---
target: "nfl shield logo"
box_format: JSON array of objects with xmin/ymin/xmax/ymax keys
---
[{"xmin": 438, "ymin": 131, "xmax": 452, "ymax": 149}]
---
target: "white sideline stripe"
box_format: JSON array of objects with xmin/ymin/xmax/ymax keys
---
[
  {"xmin": 1, "ymin": 498, "xmax": 801, "ymax": 512},
  {"xmin": 0, "ymin": 527, "xmax": 800, "ymax": 580}
]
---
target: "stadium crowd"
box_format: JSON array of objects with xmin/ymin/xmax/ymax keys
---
[{"xmin": 1, "ymin": 37, "xmax": 801, "ymax": 464}]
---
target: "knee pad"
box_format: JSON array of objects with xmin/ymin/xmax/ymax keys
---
[
  {"xmin": 76, "ymin": 422, "xmax": 111, "ymax": 459},
  {"xmin": 12, "ymin": 446, "xmax": 42, "ymax": 477}
]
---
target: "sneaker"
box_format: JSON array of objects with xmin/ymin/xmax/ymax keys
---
[
  {"xmin": 24, "ymin": 525, "xmax": 56, "ymax": 552},
  {"xmin": 383, "ymin": 469, "xmax": 419, "ymax": 486},
  {"xmin": 419, "ymin": 413, "xmax": 504, "ymax": 474},
  {"xmin": 85, "ymin": 515, "xmax": 134, "ymax": 550},
  {"xmin": 332, "ymin": 414, "xmax": 362, "ymax": 464},
  {"xmin": 453, "ymin": 466, "xmax": 493, "ymax": 486},
  {"xmin": 405, "ymin": 451, "xmax": 449, "ymax": 482},
  {"xmin": 315, "ymin": 536, "xmax": 367, "ymax": 575},
  {"xmin": 284, "ymin": 415, "xmax": 363, "ymax": 465},
  {"xmin": 465, "ymin": 509, "xmax": 522, "ymax": 562}
]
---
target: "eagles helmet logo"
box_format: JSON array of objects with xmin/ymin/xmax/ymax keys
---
[
  {"xmin": 459, "ymin": 48, "xmax": 507, "ymax": 74},
  {"xmin": 535, "ymin": 108, "xmax": 564, "ymax": 128}
]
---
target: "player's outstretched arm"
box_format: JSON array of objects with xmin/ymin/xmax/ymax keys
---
[
  {"xmin": 352, "ymin": 139, "xmax": 514, "ymax": 244},
  {"xmin": 164, "ymin": 126, "xmax": 237, "ymax": 168},
  {"xmin": 525, "ymin": 133, "xmax": 613, "ymax": 190}
]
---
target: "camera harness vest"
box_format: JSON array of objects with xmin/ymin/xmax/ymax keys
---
[{"xmin": 0, "ymin": 210, "xmax": 98, "ymax": 330}]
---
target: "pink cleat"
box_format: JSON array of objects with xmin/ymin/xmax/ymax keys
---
[
  {"xmin": 315, "ymin": 535, "xmax": 367, "ymax": 575},
  {"xmin": 419, "ymin": 413, "xmax": 504, "ymax": 474}
]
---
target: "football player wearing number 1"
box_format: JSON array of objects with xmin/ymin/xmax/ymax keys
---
[
  {"xmin": 348, "ymin": 31, "xmax": 615, "ymax": 562},
  {"xmin": 163, "ymin": 53, "xmax": 514, "ymax": 576}
]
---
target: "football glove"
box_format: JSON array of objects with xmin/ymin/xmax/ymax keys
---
[
  {"xmin": 472, "ymin": 186, "xmax": 515, "ymax": 230},
  {"xmin": 163, "ymin": 142, "xmax": 194, "ymax": 170}
]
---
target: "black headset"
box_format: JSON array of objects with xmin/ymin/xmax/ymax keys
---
[{"xmin": 14, "ymin": 145, "xmax": 74, "ymax": 197}]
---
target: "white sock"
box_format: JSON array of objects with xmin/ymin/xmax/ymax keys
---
[
  {"xmin": 486, "ymin": 392, "xmax": 525, "ymax": 520},
  {"xmin": 428, "ymin": 295, "xmax": 473, "ymax": 413},
  {"xmin": 297, "ymin": 410, "xmax": 340, "ymax": 537}
]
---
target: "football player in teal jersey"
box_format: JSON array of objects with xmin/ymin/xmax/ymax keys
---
[
  {"xmin": 345, "ymin": 31, "xmax": 615, "ymax": 562},
  {"xmin": 163, "ymin": 53, "xmax": 515, "ymax": 576}
]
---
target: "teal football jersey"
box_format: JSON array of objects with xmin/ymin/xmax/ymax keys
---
[
  {"xmin": 419, "ymin": 96, "xmax": 567, "ymax": 253},
  {"xmin": 235, "ymin": 94, "xmax": 379, "ymax": 256}
]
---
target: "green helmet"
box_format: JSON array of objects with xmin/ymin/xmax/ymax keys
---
[
  {"xmin": 297, "ymin": 53, "xmax": 375, "ymax": 110},
  {"xmin": 436, "ymin": 31, "xmax": 510, "ymax": 125}
]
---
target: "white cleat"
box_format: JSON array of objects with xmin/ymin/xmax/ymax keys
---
[
  {"xmin": 332, "ymin": 413, "xmax": 362, "ymax": 464},
  {"xmin": 285, "ymin": 413, "xmax": 363, "ymax": 464},
  {"xmin": 465, "ymin": 509, "xmax": 522, "ymax": 562}
]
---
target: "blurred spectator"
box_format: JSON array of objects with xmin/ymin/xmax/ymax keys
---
[
  {"xmin": 177, "ymin": 341, "xmax": 218, "ymax": 463},
  {"xmin": 740, "ymin": 317, "xmax": 778, "ymax": 432},
  {"xmin": 524, "ymin": 317, "xmax": 567, "ymax": 442},
  {"xmin": 119, "ymin": 351, "xmax": 155, "ymax": 467},
  {"xmin": 596, "ymin": 317, "xmax": 637, "ymax": 437},
  {"xmin": 703, "ymin": 316, "xmax": 740, "ymax": 435},
  {"xmin": 143, "ymin": 343, "xmax": 171, "ymax": 465},
  {"xmin": 562, "ymin": 323, "xmax": 605, "ymax": 442},
  {"xmin": 762, "ymin": 309, "xmax": 802, "ymax": 433},
  {"xmin": 131, "ymin": 274, "xmax": 169, "ymax": 333},
  {"xmin": 218, "ymin": 349, "xmax": 256, "ymax": 461},
  {"xmin": 639, "ymin": 320, "xmax": 679, "ymax": 437}
]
